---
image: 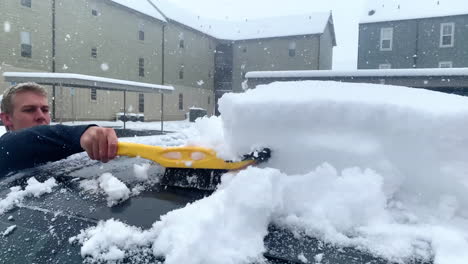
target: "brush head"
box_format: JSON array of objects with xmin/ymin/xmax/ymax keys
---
[{"xmin": 161, "ymin": 148, "xmax": 271, "ymax": 190}]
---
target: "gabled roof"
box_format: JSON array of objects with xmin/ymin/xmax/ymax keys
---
[
  {"xmin": 110, "ymin": 0, "xmax": 166, "ymax": 22},
  {"xmin": 149, "ymin": 0, "xmax": 335, "ymax": 42},
  {"xmin": 360, "ymin": 0, "xmax": 468, "ymax": 24}
]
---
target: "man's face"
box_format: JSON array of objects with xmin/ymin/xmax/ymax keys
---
[{"xmin": 0, "ymin": 91, "xmax": 51, "ymax": 131}]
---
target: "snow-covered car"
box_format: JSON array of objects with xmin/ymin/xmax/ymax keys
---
[
  {"xmin": 4, "ymin": 80, "xmax": 462, "ymax": 264},
  {"xmin": 0, "ymin": 156, "xmax": 431, "ymax": 264}
]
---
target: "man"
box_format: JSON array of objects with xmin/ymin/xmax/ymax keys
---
[{"xmin": 0, "ymin": 82, "xmax": 118, "ymax": 176}]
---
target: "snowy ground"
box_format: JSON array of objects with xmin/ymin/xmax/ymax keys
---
[
  {"xmin": 0, "ymin": 119, "xmax": 192, "ymax": 137},
  {"xmin": 3, "ymin": 80, "xmax": 468, "ymax": 264}
]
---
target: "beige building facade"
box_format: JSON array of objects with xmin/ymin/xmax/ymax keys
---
[{"xmin": 1, "ymin": 0, "xmax": 335, "ymax": 121}]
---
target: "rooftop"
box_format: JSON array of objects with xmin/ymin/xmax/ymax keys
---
[{"xmin": 360, "ymin": 0, "xmax": 468, "ymax": 23}]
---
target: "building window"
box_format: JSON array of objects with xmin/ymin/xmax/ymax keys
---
[
  {"xmin": 439, "ymin": 61, "xmax": 453, "ymax": 68},
  {"xmin": 139, "ymin": 58, "xmax": 144, "ymax": 77},
  {"xmin": 440, "ymin": 23, "xmax": 454, "ymax": 47},
  {"xmin": 379, "ymin": 63, "xmax": 391, "ymax": 69},
  {"xmin": 91, "ymin": 88, "xmax": 97, "ymax": 101},
  {"xmin": 208, "ymin": 70, "xmax": 212, "ymax": 78},
  {"xmin": 242, "ymin": 47, "xmax": 247, "ymax": 53},
  {"xmin": 138, "ymin": 93, "xmax": 144, "ymax": 113},
  {"xmin": 91, "ymin": 47, "xmax": 97, "ymax": 58},
  {"xmin": 289, "ymin": 41, "xmax": 296, "ymax": 57},
  {"xmin": 92, "ymin": 9, "xmax": 98, "ymax": 16},
  {"xmin": 208, "ymin": 96, "xmax": 211, "ymax": 105},
  {"xmin": 178, "ymin": 93, "xmax": 183, "ymax": 110},
  {"xmin": 20, "ymin": 0, "xmax": 31, "ymax": 8},
  {"xmin": 138, "ymin": 30, "xmax": 145, "ymax": 41},
  {"xmin": 179, "ymin": 32, "xmax": 184, "ymax": 48},
  {"xmin": 20, "ymin": 32, "xmax": 32, "ymax": 58},
  {"xmin": 380, "ymin": 27, "xmax": 393, "ymax": 51},
  {"xmin": 179, "ymin": 66, "xmax": 184, "ymax": 79}
]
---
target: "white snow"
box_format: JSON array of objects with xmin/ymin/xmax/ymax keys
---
[
  {"xmin": 78, "ymin": 173, "xmax": 131, "ymax": 207},
  {"xmin": 298, "ymin": 252, "xmax": 309, "ymax": 263},
  {"xmin": 314, "ymin": 253, "xmax": 323, "ymax": 263},
  {"xmin": 5, "ymin": 80, "xmax": 468, "ymax": 263},
  {"xmin": 246, "ymin": 68, "xmax": 468, "ymax": 79},
  {"xmin": 100, "ymin": 63, "xmax": 109, "ymax": 71},
  {"xmin": 99, "ymin": 173, "xmax": 131, "ymax": 207},
  {"xmin": 66, "ymin": 80, "xmax": 468, "ymax": 264},
  {"xmin": 133, "ymin": 163, "xmax": 151, "ymax": 182},
  {"xmin": 149, "ymin": 0, "xmax": 331, "ymax": 41},
  {"xmin": 3, "ymin": 21, "xmax": 11, "ymax": 33},
  {"xmin": 361, "ymin": 0, "xmax": 468, "ymax": 23},
  {"xmin": 111, "ymin": 0, "xmax": 166, "ymax": 22},
  {"xmin": 2, "ymin": 72, "xmax": 174, "ymax": 92},
  {"xmin": 2, "ymin": 225, "xmax": 16, "ymax": 237},
  {"xmin": 0, "ymin": 178, "xmax": 57, "ymax": 215}
]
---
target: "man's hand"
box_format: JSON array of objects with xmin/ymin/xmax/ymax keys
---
[{"xmin": 80, "ymin": 126, "xmax": 118, "ymax": 163}]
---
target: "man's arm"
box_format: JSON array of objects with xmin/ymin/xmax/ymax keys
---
[{"xmin": 0, "ymin": 124, "xmax": 117, "ymax": 176}]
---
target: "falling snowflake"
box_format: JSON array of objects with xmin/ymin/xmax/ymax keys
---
[
  {"xmin": 100, "ymin": 63, "xmax": 109, "ymax": 71},
  {"xmin": 3, "ymin": 21, "xmax": 11, "ymax": 33}
]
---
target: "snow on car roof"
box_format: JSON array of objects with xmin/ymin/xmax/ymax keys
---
[
  {"xmin": 149, "ymin": 0, "xmax": 331, "ymax": 40},
  {"xmin": 111, "ymin": 0, "xmax": 166, "ymax": 22},
  {"xmin": 361, "ymin": 0, "xmax": 468, "ymax": 23},
  {"xmin": 4, "ymin": 81, "xmax": 468, "ymax": 263}
]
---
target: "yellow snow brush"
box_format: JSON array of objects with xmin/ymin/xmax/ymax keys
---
[{"xmin": 117, "ymin": 142, "xmax": 271, "ymax": 190}]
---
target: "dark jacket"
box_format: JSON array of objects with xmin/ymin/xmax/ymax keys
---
[{"xmin": 0, "ymin": 124, "xmax": 93, "ymax": 177}]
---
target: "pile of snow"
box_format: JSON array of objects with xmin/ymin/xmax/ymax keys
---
[
  {"xmin": 69, "ymin": 80, "xmax": 468, "ymax": 264},
  {"xmin": 2, "ymin": 225, "xmax": 16, "ymax": 237},
  {"xmin": 79, "ymin": 173, "xmax": 131, "ymax": 207},
  {"xmin": 0, "ymin": 177, "xmax": 57, "ymax": 214}
]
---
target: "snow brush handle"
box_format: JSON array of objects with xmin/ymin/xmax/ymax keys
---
[{"xmin": 117, "ymin": 142, "xmax": 255, "ymax": 170}]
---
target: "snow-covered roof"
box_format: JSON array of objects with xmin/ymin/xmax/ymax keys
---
[
  {"xmin": 246, "ymin": 68, "xmax": 468, "ymax": 79},
  {"xmin": 149, "ymin": 0, "xmax": 332, "ymax": 41},
  {"xmin": 361, "ymin": 0, "xmax": 468, "ymax": 24},
  {"xmin": 3, "ymin": 72, "xmax": 173, "ymax": 93},
  {"xmin": 110, "ymin": 0, "xmax": 166, "ymax": 22}
]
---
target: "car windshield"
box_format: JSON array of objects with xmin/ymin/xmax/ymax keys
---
[{"xmin": 1, "ymin": 0, "xmax": 468, "ymax": 264}]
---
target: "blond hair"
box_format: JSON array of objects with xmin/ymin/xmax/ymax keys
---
[{"xmin": 1, "ymin": 82, "xmax": 48, "ymax": 114}]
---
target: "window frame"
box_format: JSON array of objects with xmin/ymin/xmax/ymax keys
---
[
  {"xmin": 138, "ymin": 93, "xmax": 144, "ymax": 113},
  {"xmin": 138, "ymin": 58, "xmax": 145, "ymax": 77},
  {"xmin": 138, "ymin": 30, "xmax": 145, "ymax": 41},
  {"xmin": 438, "ymin": 61, "xmax": 453, "ymax": 68},
  {"xmin": 90, "ymin": 88, "xmax": 97, "ymax": 101},
  {"xmin": 179, "ymin": 65, "xmax": 184, "ymax": 79},
  {"xmin": 288, "ymin": 41, "xmax": 296, "ymax": 57},
  {"xmin": 20, "ymin": 31, "xmax": 32, "ymax": 58},
  {"xmin": 439, "ymin": 22, "xmax": 455, "ymax": 48},
  {"xmin": 380, "ymin": 27, "xmax": 393, "ymax": 51},
  {"xmin": 91, "ymin": 47, "xmax": 97, "ymax": 58},
  {"xmin": 178, "ymin": 93, "xmax": 183, "ymax": 110}
]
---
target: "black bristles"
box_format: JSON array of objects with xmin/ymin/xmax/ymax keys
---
[{"xmin": 161, "ymin": 168, "xmax": 228, "ymax": 190}]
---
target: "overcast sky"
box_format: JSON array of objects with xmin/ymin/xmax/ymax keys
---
[{"xmin": 165, "ymin": 0, "xmax": 367, "ymax": 70}]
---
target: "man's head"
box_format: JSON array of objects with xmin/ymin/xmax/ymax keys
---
[{"xmin": 0, "ymin": 82, "xmax": 50, "ymax": 131}]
